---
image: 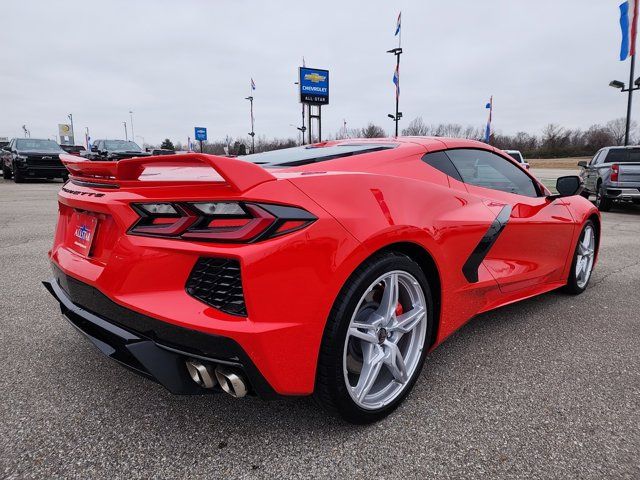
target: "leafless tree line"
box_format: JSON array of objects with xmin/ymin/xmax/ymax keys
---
[{"xmin": 165, "ymin": 117, "xmax": 636, "ymax": 158}]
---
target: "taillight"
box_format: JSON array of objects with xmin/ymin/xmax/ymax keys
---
[
  {"xmin": 129, "ymin": 201, "xmax": 316, "ymax": 242},
  {"xmin": 610, "ymin": 164, "xmax": 619, "ymax": 182}
]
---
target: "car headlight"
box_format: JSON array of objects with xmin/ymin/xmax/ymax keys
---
[{"xmin": 15, "ymin": 155, "xmax": 27, "ymax": 163}]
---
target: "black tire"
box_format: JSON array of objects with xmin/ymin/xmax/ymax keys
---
[
  {"xmin": 563, "ymin": 220, "xmax": 597, "ymax": 295},
  {"xmin": 61, "ymin": 172, "xmax": 69, "ymax": 183},
  {"xmin": 12, "ymin": 166, "xmax": 24, "ymax": 183},
  {"xmin": 314, "ymin": 251, "xmax": 434, "ymax": 424},
  {"xmin": 595, "ymin": 183, "xmax": 612, "ymax": 212},
  {"xmin": 580, "ymin": 191, "xmax": 590, "ymax": 200},
  {"xmin": 2, "ymin": 165, "xmax": 11, "ymax": 179}
]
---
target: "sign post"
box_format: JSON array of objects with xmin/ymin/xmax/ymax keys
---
[
  {"xmin": 299, "ymin": 67, "xmax": 329, "ymax": 143},
  {"xmin": 194, "ymin": 127, "xmax": 207, "ymax": 153}
]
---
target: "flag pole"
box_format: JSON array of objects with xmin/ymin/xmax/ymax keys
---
[{"xmin": 626, "ymin": 52, "xmax": 636, "ymax": 146}]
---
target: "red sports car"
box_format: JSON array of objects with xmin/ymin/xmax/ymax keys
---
[{"xmin": 45, "ymin": 138, "xmax": 599, "ymax": 423}]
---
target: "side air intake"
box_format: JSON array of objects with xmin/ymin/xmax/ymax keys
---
[{"xmin": 186, "ymin": 257, "xmax": 247, "ymax": 316}]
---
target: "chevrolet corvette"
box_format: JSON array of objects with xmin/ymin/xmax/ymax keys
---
[{"xmin": 44, "ymin": 138, "xmax": 600, "ymax": 423}]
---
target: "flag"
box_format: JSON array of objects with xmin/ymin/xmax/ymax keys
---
[
  {"xmin": 395, "ymin": 12, "xmax": 401, "ymax": 36},
  {"xmin": 302, "ymin": 56, "xmax": 306, "ymax": 67},
  {"xmin": 393, "ymin": 64, "xmax": 400, "ymax": 99},
  {"xmin": 620, "ymin": 0, "xmax": 639, "ymax": 60},
  {"xmin": 85, "ymin": 132, "xmax": 91, "ymax": 151},
  {"xmin": 484, "ymin": 96, "xmax": 493, "ymax": 143},
  {"xmin": 251, "ymin": 78, "xmax": 256, "ymax": 90}
]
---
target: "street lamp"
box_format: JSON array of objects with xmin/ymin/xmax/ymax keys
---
[
  {"xmin": 245, "ymin": 96, "xmax": 255, "ymax": 153},
  {"xmin": 609, "ymin": 77, "xmax": 640, "ymax": 145},
  {"xmin": 387, "ymin": 47, "xmax": 403, "ymax": 137},
  {"xmin": 67, "ymin": 113, "xmax": 74, "ymax": 143},
  {"xmin": 129, "ymin": 110, "xmax": 135, "ymax": 142}
]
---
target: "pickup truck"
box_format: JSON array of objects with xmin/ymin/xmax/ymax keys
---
[
  {"xmin": 82, "ymin": 139, "xmax": 150, "ymax": 161},
  {"xmin": 1, "ymin": 138, "xmax": 67, "ymax": 182},
  {"xmin": 579, "ymin": 146, "xmax": 640, "ymax": 211}
]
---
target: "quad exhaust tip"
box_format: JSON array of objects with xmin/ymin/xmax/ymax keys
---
[
  {"xmin": 215, "ymin": 366, "xmax": 248, "ymax": 398},
  {"xmin": 185, "ymin": 359, "xmax": 248, "ymax": 398},
  {"xmin": 185, "ymin": 359, "xmax": 216, "ymax": 389}
]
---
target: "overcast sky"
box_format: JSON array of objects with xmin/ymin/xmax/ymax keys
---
[{"xmin": 0, "ymin": 0, "xmax": 633, "ymax": 145}]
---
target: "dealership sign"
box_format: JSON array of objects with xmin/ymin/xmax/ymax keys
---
[
  {"xmin": 58, "ymin": 123, "xmax": 74, "ymax": 145},
  {"xmin": 194, "ymin": 127, "xmax": 207, "ymax": 141},
  {"xmin": 299, "ymin": 67, "xmax": 329, "ymax": 105}
]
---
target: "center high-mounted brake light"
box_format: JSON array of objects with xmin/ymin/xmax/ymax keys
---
[{"xmin": 129, "ymin": 201, "xmax": 316, "ymax": 243}]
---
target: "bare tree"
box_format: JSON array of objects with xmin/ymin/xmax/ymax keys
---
[
  {"xmin": 359, "ymin": 123, "xmax": 387, "ymax": 138},
  {"xmin": 402, "ymin": 117, "xmax": 430, "ymax": 136},
  {"xmin": 605, "ymin": 118, "xmax": 635, "ymax": 145}
]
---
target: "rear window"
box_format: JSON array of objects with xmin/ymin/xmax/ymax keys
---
[
  {"xmin": 506, "ymin": 151, "xmax": 524, "ymax": 163},
  {"xmin": 605, "ymin": 148, "xmax": 640, "ymax": 163},
  {"xmin": 241, "ymin": 144, "xmax": 396, "ymax": 167}
]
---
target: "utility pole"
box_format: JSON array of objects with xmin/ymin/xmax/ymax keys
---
[{"xmin": 123, "ymin": 121, "xmax": 128, "ymax": 141}]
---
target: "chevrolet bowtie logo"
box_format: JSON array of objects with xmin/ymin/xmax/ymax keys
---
[{"xmin": 304, "ymin": 73, "xmax": 326, "ymax": 83}]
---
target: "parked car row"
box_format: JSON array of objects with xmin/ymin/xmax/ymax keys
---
[{"xmin": 0, "ymin": 138, "xmax": 174, "ymax": 183}]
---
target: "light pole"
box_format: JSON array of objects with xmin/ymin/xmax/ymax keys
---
[
  {"xmin": 387, "ymin": 47, "xmax": 402, "ymax": 136},
  {"xmin": 129, "ymin": 110, "xmax": 135, "ymax": 143},
  {"xmin": 295, "ymin": 80, "xmax": 306, "ymax": 145},
  {"xmin": 609, "ymin": 78, "xmax": 640, "ymax": 145},
  {"xmin": 245, "ymin": 95, "xmax": 255, "ymax": 153},
  {"xmin": 67, "ymin": 113, "xmax": 74, "ymax": 143},
  {"xmin": 123, "ymin": 121, "xmax": 128, "ymax": 141}
]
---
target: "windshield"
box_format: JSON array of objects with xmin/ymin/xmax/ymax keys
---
[
  {"xmin": 241, "ymin": 143, "xmax": 397, "ymax": 167},
  {"xmin": 15, "ymin": 139, "xmax": 63, "ymax": 152},
  {"xmin": 103, "ymin": 140, "xmax": 143, "ymax": 152}
]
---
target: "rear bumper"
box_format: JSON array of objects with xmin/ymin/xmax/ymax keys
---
[
  {"xmin": 43, "ymin": 266, "xmax": 280, "ymax": 399},
  {"xmin": 605, "ymin": 187, "xmax": 640, "ymax": 200}
]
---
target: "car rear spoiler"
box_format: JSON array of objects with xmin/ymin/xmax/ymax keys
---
[{"xmin": 59, "ymin": 153, "xmax": 276, "ymax": 192}]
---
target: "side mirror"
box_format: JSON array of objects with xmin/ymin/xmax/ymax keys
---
[
  {"xmin": 577, "ymin": 160, "xmax": 587, "ymax": 168},
  {"xmin": 555, "ymin": 175, "xmax": 583, "ymax": 197}
]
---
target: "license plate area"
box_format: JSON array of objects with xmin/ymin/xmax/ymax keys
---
[{"xmin": 67, "ymin": 211, "xmax": 99, "ymax": 257}]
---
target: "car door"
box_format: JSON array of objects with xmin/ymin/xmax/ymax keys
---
[
  {"xmin": 445, "ymin": 148, "xmax": 576, "ymax": 293},
  {"xmin": 582, "ymin": 150, "xmax": 601, "ymax": 192}
]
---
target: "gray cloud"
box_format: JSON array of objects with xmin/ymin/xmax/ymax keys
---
[{"xmin": 0, "ymin": 0, "xmax": 632, "ymax": 145}]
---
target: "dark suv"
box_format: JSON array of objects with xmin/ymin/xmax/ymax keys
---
[
  {"xmin": 1, "ymin": 138, "xmax": 67, "ymax": 182},
  {"xmin": 82, "ymin": 139, "xmax": 150, "ymax": 161}
]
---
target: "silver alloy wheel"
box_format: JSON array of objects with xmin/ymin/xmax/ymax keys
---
[
  {"xmin": 576, "ymin": 225, "xmax": 596, "ymax": 289},
  {"xmin": 343, "ymin": 271, "xmax": 427, "ymax": 410}
]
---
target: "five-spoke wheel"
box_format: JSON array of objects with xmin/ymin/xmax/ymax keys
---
[
  {"xmin": 314, "ymin": 252, "xmax": 433, "ymax": 424},
  {"xmin": 564, "ymin": 220, "xmax": 597, "ymax": 294},
  {"xmin": 343, "ymin": 271, "xmax": 427, "ymax": 410}
]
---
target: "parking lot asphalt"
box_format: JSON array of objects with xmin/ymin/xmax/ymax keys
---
[{"xmin": 1, "ymin": 179, "xmax": 639, "ymax": 479}]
